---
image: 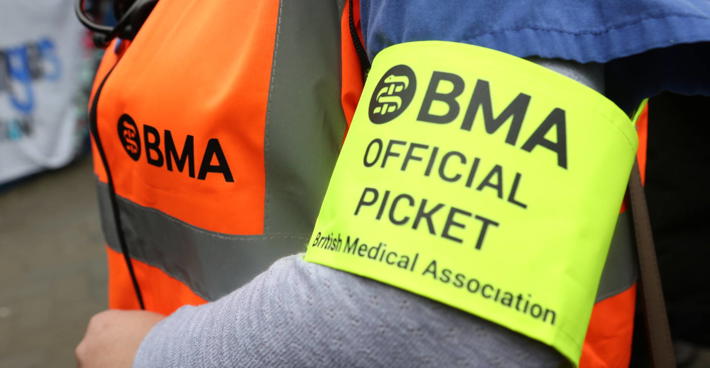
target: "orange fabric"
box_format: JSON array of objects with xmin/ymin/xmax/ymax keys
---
[
  {"xmin": 107, "ymin": 246, "xmax": 206, "ymax": 315},
  {"xmin": 97, "ymin": 0, "xmax": 362, "ymax": 314},
  {"xmin": 95, "ymin": 0, "xmax": 279, "ymax": 235},
  {"xmin": 96, "ymin": 0, "xmax": 281, "ymax": 312},
  {"xmin": 636, "ymin": 104, "xmax": 649, "ymax": 184},
  {"xmin": 340, "ymin": 0, "xmax": 365, "ymax": 127},
  {"xmin": 580, "ymin": 285, "xmax": 637, "ymax": 368}
]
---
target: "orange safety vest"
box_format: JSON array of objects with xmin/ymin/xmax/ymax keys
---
[
  {"xmin": 90, "ymin": 0, "xmax": 364, "ymax": 314},
  {"xmin": 90, "ymin": 0, "xmax": 638, "ymax": 365}
]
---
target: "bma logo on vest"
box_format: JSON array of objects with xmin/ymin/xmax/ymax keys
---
[
  {"xmin": 369, "ymin": 66, "xmax": 567, "ymax": 169},
  {"xmin": 117, "ymin": 114, "xmax": 234, "ymax": 182}
]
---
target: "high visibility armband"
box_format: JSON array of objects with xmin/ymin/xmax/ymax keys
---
[{"xmin": 304, "ymin": 41, "xmax": 637, "ymax": 365}]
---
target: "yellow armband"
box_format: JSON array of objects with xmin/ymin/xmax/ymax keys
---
[{"xmin": 305, "ymin": 41, "xmax": 637, "ymax": 365}]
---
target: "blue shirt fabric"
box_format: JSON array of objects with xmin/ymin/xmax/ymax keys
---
[
  {"xmin": 361, "ymin": 0, "xmax": 710, "ymax": 63},
  {"xmin": 361, "ymin": 0, "xmax": 710, "ymax": 112}
]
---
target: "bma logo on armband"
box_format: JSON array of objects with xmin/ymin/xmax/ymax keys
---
[
  {"xmin": 117, "ymin": 113, "xmax": 234, "ymax": 182},
  {"xmin": 367, "ymin": 67, "xmax": 568, "ymax": 169},
  {"xmin": 369, "ymin": 65, "xmax": 417, "ymax": 124}
]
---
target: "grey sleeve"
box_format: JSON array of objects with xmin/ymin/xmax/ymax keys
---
[{"xmin": 133, "ymin": 255, "xmax": 563, "ymax": 368}]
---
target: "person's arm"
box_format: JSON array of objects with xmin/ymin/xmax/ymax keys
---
[
  {"xmin": 75, "ymin": 255, "xmax": 565, "ymax": 367},
  {"xmin": 131, "ymin": 255, "xmax": 563, "ymax": 367}
]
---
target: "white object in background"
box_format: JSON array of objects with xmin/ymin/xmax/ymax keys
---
[{"xmin": 0, "ymin": 0, "xmax": 87, "ymax": 184}]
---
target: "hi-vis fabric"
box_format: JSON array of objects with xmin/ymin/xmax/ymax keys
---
[
  {"xmin": 90, "ymin": 0, "xmax": 363, "ymax": 314},
  {"xmin": 0, "ymin": 0, "xmax": 86, "ymax": 184},
  {"xmin": 305, "ymin": 41, "xmax": 637, "ymax": 364}
]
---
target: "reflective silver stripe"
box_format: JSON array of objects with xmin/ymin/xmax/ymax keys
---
[
  {"xmin": 595, "ymin": 212, "xmax": 637, "ymax": 302},
  {"xmin": 99, "ymin": 182, "xmax": 309, "ymax": 300},
  {"xmin": 99, "ymin": 186, "xmax": 638, "ymax": 303},
  {"xmin": 99, "ymin": 188, "xmax": 638, "ymax": 302},
  {"xmin": 263, "ymin": 0, "xmax": 346, "ymax": 239},
  {"xmin": 99, "ymin": 0, "xmax": 347, "ymax": 301}
]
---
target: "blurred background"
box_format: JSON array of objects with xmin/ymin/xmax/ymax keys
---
[
  {"xmin": 0, "ymin": 1, "xmax": 708, "ymax": 367},
  {"xmin": 0, "ymin": 156, "xmax": 105, "ymax": 367},
  {"xmin": 1, "ymin": 1, "xmax": 113, "ymax": 366}
]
